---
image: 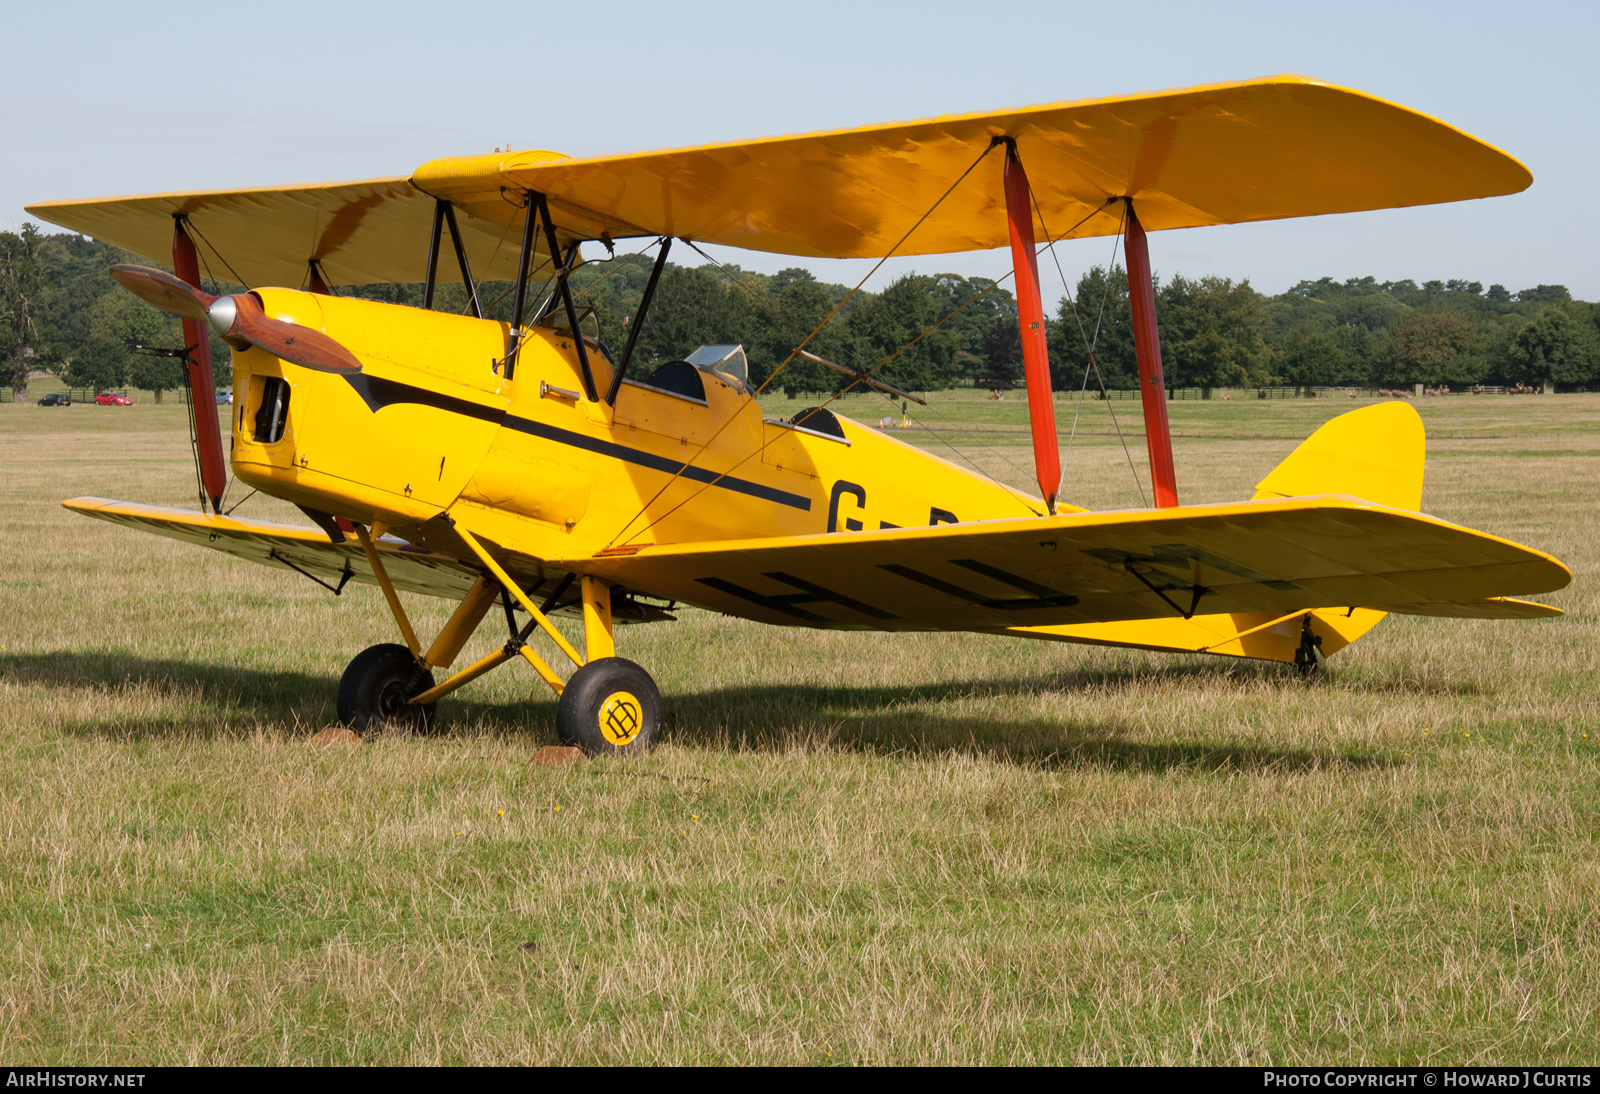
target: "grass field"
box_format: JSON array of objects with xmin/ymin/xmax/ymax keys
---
[{"xmin": 1, "ymin": 389, "xmax": 1596, "ymax": 1064}]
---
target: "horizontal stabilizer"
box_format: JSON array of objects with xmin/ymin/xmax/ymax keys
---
[{"xmin": 1004, "ymin": 607, "xmax": 1387, "ymax": 664}]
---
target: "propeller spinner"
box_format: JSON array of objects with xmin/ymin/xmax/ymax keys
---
[{"xmin": 110, "ymin": 265, "xmax": 362, "ymax": 374}]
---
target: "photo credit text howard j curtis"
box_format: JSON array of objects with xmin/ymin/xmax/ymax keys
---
[{"xmin": 1262, "ymin": 1073, "xmax": 1592, "ymax": 1088}]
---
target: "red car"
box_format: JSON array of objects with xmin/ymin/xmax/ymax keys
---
[{"xmin": 95, "ymin": 392, "xmax": 132, "ymax": 406}]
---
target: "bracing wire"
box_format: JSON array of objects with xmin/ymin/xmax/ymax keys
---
[
  {"xmin": 604, "ymin": 140, "xmax": 1004, "ymax": 547},
  {"xmin": 572, "ymin": 238, "xmax": 661, "ymax": 303},
  {"xmin": 898, "ymin": 406, "xmax": 1045, "ymax": 511},
  {"xmin": 457, "ymin": 208, "xmax": 519, "ymax": 317},
  {"xmin": 183, "ymin": 219, "xmax": 248, "ymax": 292},
  {"xmin": 477, "ymin": 236, "xmax": 655, "ymax": 322},
  {"xmin": 1027, "ymin": 187, "xmax": 1147, "ymax": 508},
  {"xmin": 677, "ymin": 239, "xmax": 1040, "ymax": 497},
  {"xmin": 615, "ymin": 265, "xmax": 1024, "ymax": 546},
  {"xmin": 615, "ymin": 170, "xmax": 1142, "ymax": 543}
]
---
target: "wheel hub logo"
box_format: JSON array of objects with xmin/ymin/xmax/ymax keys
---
[{"xmin": 599, "ymin": 691, "xmax": 641, "ymax": 745}]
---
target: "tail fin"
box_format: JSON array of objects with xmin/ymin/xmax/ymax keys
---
[
  {"xmin": 1008, "ymin": 403, "xmax": 1428, "ymax": 664},
  {"xmin": 1251, "ymin": 400, "xmax": 1425, "ymax": 510}
]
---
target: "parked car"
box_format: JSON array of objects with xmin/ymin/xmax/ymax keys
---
[
  {"xmin": 37, "ymin": 392, "xmax": 70, "ymax": 406},
  {"xmin": 215, "ymin": 389, "xmax": 234, "ymax": 406},
  {"xmin": 95, "ymin": 392, "xmax": 132, "ymax": 406}
]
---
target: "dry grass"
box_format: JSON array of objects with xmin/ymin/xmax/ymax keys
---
[{"xmin": 0, "ymin": 393, "xmax": 1597, "ymax": 1064}]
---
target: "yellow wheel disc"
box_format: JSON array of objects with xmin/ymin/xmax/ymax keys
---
[{"xmin": 597, "ymin": 690, "xmax": 643, "ymax": 746}]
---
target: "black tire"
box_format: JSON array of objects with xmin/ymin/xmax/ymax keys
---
[
  {"xmin": 555, "ymin": 657, "xmax": 663, "ymax": 756},
  {"xmin": 336, "ymin": 643, "xmax": 437, "ymax": 733}
]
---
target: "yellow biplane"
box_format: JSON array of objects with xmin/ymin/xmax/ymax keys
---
[{"xmin": 27, "ymin": 75, "xmax": 1570, "ymax": 754}]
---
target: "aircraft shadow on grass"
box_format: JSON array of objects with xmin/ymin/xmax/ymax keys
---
[{"xmin": 2, "ymin": 650, "xmax": 1399, "ymax": 775}]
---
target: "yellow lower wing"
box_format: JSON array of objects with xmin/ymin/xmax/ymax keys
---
[
  {"xmin": 64, "ymin": 497, "xmax": 682, "ymax": 624},
  {"xmin": 565, "ymin": 495, "xmax": 1569, "ymax": 631},
  {"xmin": 64, "ymin": 497, "xmax": 483, "ymax": 600}
]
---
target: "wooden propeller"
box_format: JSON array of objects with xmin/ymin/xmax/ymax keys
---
[{"xmin": 110, "ymin": 265, "xmax": 362, "ymax": 374}]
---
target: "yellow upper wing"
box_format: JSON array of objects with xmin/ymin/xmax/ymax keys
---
[
  {"xmin": 478, "ymin": 74, "xmax": 1529, "ymax": 258},
  {"xmin": 23, "ymin": 170, "xmax": 602, "ymax": 289},
  {"xmin": 27, "ymin": 76, "xmax": 1529, "ymax": 275},
  {"xmin": 554, "ymin": 496, "xmax": 1568, "ymax": 630}
]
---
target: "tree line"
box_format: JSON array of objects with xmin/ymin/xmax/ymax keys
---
[{"xmin": 5, "ymin": 226, "xmax": 1598, "ymax": 402}]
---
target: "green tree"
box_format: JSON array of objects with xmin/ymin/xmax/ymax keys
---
[
  {"xmin": 1392, "ymin": 311, "xmax": 1483, "ymax": 385},
  {"xmin": 1277, "ymin": 318, "xmax": 1346, "ymax": 392},
  {"xmin": 1050, "ymin": 264, "xmax": 1135, "ymax": 390},
  {"xmin": 976, "ymin": 316, "xmax": 1023, "ymax": 392},
  {"xmin": 760, "ymin": 270, "xmax": 848, "ymax": 396},
  {"xmin": 1367, "ymin": 329, "xmax": 1403, "ymax": 386},
  {"xmin": 0, "ymin": 225, "xmax": 50, "ymax": 401},
  {"xmin": 127, "ymin": 352, "xmax": 186, "ymax": 403},
  {"xmin": 1515, "ymin": 285, "xmax": 1571, "ymax": 305},
  {"xmin": 69, "ymin": 289, "xmax": 172, "ymax": 395},
  {"xmin": 845, "ymin": 274, "xmax": 961, "ymax": 394},
  {"xmin": 920, "ymin": 274, "xmax": 1013, "ymax": 386},
  {"xmin": 68, "ymin": 335, "xmax": 128, "ymax": 393},
  {"xmin": 1157, "ymin": 274, "xmax": 1270, "ymax": 393},
  {"xmin": 630, "ymin": 266, "xmax": 738, "ymax": 367},
  {"xmin": 1273, "ymin": 276, "xmax": 1409, "ymax": 334},
  {"xmin": 1506, "ymin": 304, "xmax": 1600, "ymax": 388}
]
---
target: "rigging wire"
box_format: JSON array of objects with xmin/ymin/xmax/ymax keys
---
[
  {"xmin": 1027, "ymin": 188, "xmax": 1147, "ymax": 508},
  {"xmin": 223, "ymin": 487, "xmax": 257, "ymax": 517},
  {"xmin": 897, "ymin": 405, "xmax": 1044, "ymax": 510},
  {"xmin": 1055, "ymin": 219, "xmax": 1131, "ymax": 494},
  {"xmin": 604, "ymin": 140, "xmax": 1004, "ymax": 547},
  {"xmin": 904, "ymin": 397, "xmax": 1043, "ymax": 492},
  {"xmin": 458, "ymin": 208, "xmax": 519, "ymax": 317},
  {"xmin": 572, "ymin": 237, "xmax": 661, "ymax": 303},
  {"xmin": 675, "ymin": 239, "xmax": 1039, "ymax": 495},
  {"xmin": 183, "ymin": 219, "xmax": 248, "ymax": 292},
  {"xmin": 790, "ymin": 194, "xmax": 1119, "ymax": 489},
  {"xmin": 616, "ymin": 264, "xmax": 1023, "ymax": 546},
  {"xmin": 615, "ymin": 180, "xmax": 1135, "ymax": 545},
  {"xmin": 682, "ymin": 194, "xmax": 1124, "ymax": 504},
  {"xmin": 479, "ymin": 236, "xmax": 656, "ymax": 334}
]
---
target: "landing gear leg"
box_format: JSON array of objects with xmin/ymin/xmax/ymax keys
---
[
  {"xmin": 555, "ymin": 577, "xmax": 663, "ymax": 755},
  {"xmin": 344, "ymin": 524, "xmax": 503, "ymax": 731},
  {"xmin": 1293, "ymin": 614, "xmax": 1325, "ymax": 678},
  {"xmin": 449, "ymin": 524, "xmax": 664, "ymax": 754}
]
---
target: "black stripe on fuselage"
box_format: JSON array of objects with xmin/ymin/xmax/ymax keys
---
[
  {"xmin": 342, "ymin": 373, "xmax": 812, "ymax": 512},
  {"xmin": 344, "ymin": 373, "xmax": 507, "ymax": 424},
  {"xmin": 503, "ymin": 417, "xmax": 811, "ymax": 511}
]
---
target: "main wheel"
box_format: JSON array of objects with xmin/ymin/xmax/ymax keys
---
[
  {"xmin": 556, "ymin": 657, "xmax": 663, "ymax": 756},
  {"xmin": 336, "ymin": 643, "xmax": 437, "ymax": 733}
]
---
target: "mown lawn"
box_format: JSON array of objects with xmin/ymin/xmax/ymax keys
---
[{"xmin": 1, "ymin": 391, "xmax": 1595, "ymax": 1064}]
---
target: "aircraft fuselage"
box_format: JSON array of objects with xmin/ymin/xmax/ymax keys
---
[{"xmin": 227, "ymin": 289, "xmax": 1053, "ymax": 567}]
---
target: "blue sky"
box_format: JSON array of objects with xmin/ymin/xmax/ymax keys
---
[{"xmin": 4, "ymin": 0, "xmax": 1595, "ymax": 299}]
